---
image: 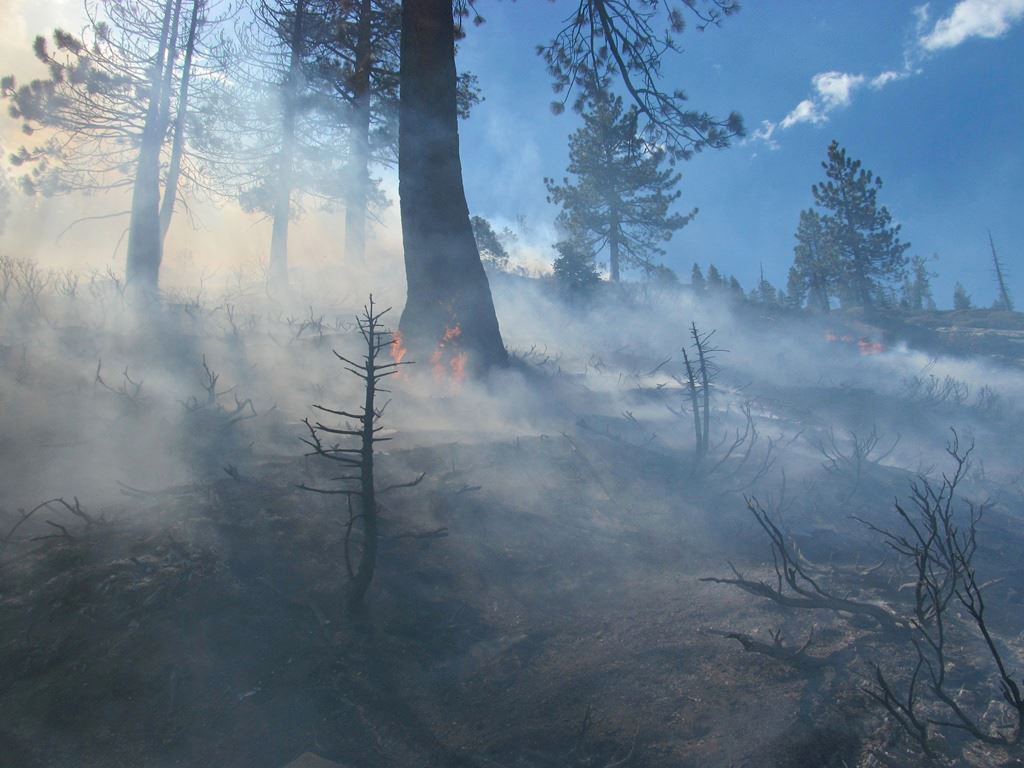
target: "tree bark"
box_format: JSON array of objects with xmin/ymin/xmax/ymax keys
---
[
  {"xmin": 125, "ymin": 0, "xmax": 179, "ymax": 296},
  {"xmin": 160, "ymin": 0, "xmax": 202, "ymax": 243},
  {"xmin": 343, "ymin": 0, "xmax": 373, "ymax": 266},
  {"xmin": 268, "ymin": 0, "xmax": 306, "ymax": 290},
  {"xmin": 398, "ymin": 0, "xmax": 506, "ymax": 372}
]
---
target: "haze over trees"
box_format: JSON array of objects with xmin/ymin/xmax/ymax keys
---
[
  {"xmin": 0, "ymin": 4, "xmax": 1023, "ymax": 767},
  {"xmin": 2, "ymin": 0, "xmax": 226, "ymax": 295}
]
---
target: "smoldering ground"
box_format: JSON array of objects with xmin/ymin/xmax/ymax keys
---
[{"xmin": 1, "ymin": 255, "xmax": 1023, "ymax": 767}]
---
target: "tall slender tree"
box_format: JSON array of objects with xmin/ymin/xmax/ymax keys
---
[
  {"xmin": 812, "ymin": 141, "xmax": 909, "ymax": 307},
  {"xmin": 2, "ymin": 0, "xmax": 224, "ymax": 295},
  {"xmin": 988, "ymin": 231, "xmax": 1014, "ymax": 311},
  {"xmin": 199, "ymin": 0, "xmax": 349, "ymax": 290},
  {"xmin": 545, "ymin": 71, "xmax": 694, "ymax": 283}
]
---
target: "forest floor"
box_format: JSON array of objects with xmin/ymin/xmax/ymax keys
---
[
  {"xmin": 1, "ymin": 296, "xmax": 1023, "ymax": 768},
  {"xmin": 0, "ymin": 430, "xmax": 878, "ymax": 768}
]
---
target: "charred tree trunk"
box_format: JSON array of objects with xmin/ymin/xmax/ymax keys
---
[
  {"xmin": 696, "ymin": 327, "xmax": 710, "ymax": 452},
  {"xmin": 269, "ymin": 0, "xmax": 306, "ymax": 290},
  {"xmin": 398, "ymin": 0, "xmax": 506, "ymax": 372},
  {"xmin": 125, "ymin": 0, "xmax": 179, "ymax": 295},
  {"xmin": 989, "ymin": 231, "xmax": 1014, "ymax": 311},
  {"xmin": 160, "ymin": 0, "xmax": 202, "ymax": 243},
  {"xmin": 349, "ymin": 321, "xmax": 379, "ymax": 610},
  {"xmin": 681, "ymin": 347, "xmax": 704, "ymax": 458},
  {"xmin": 343, "ymin": 0, "xmax": 373, "ymax": 265}
]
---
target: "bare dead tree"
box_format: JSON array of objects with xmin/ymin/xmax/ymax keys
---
[
  {"xmin": 1, "ymin": 496, "xmax": 100, "ymax": 565},
  {"xmin": 815, "ymin": 424, "xmax": 900, "ymax": 491},
  {"xmin": 94, "ymin": 359, "xmax": 145, "ymax": 412},
  {"xmin": 181, "ymin": 355, "xmax": 256, "ymax": 425},
  {"xmin": 989, "ymin": 230, "xmax": 1014, "ymax": 312},
  {"xmin": 670, "ymin": 322, "xmax": 719, "ymax": 460},
  {"xmin": 902, "ymin": 373, "xmax": 970, "ymax": 408},
  {"xmin": 701, "ymin": 496, "xmax": 900, "ymax": 632},
  {"xmin": 857, "ymin": 433, "xmax": 1023, "ymax": 758},
  {"xmin": 298, "ymin": 296, "xmax": 412, "ymax": 612},
  {"xmin": 706, "ymin": 432, "xmax": 1024, "ymax": 763}
]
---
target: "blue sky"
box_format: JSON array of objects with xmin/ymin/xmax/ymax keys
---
[{"xmin": 456, "ymin": 1, "xmax": 1024, "ymax": 308}]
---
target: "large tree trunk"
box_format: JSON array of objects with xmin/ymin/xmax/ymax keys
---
[
  {"xmin": 343, "ymin": 0, "xmax": 373, "ymax": 265},
  {"xmin": 398, "ymin": 0, "xmax": 506, "ymax": 372},
  {"xmin": 269, "ymin": 0, "xmax": 306, "ymax": 290},
  {"xmin": 125, "ymin": 0, "xmax": 179, "ymax": 295},
  {"xmin": 160, "ymin": 0, "xmax": 202, "ymax": 242}
]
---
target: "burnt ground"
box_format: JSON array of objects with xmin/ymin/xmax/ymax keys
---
[
  {"xmin": 4, "ymin": 418, "xmax": 1023, "ymax": 768},
  {"xmin": 0, "ymin": 422, "xmax": 895, "ymax": 768},
  {"xmin": 1, "ymin": 303, "xmax": 1024, "ymax": 768}
]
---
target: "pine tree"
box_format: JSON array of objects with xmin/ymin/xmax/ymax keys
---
[
  {"xmin": 545, "ymin": 71, "xmax": 695, "ymax": 283},
  {"xmin": 789, "ymin": 209, "xmax": 834, "ymax": 312},
  {"xmin": 902, "ymin": 254, "xmax": 936, "ymax": 311},
  {"xmin": 953, "ymin": 281, "xmax": 972, "ymax": 311},
  {"xmin": 786, "ymin": 265, "xmax": 806, "ymax": 308},
  {"xmin": 706, "ymin": 264, "xmax": 724, "ymax": 290},
  {"xmin": 728, "ymin": 275, "xmax": 744, "ymax": 299},
  {"xmin": 691, "ymin": 263, "xmax": 706, "ymax": 293},
  {"xmin": 812, "ymin": 141, "xmax": 909, "ymax": 307},
  {"xmin": 470, "ymin": 216, "xmax": 511, "ymax": 272},
  {"xmin": 754, "ymin": 264, "xmax": 777, "ymax": 304},
  {"xmin": 552, "ymin": 238, "xmax": 600, "ymax": 297}
]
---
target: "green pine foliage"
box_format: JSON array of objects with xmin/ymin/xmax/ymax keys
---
[
  {"xmin": 471, "ymin": 215, "xmax": 511, "ymax": 272},
  {"xmin": 691, "ymin": 263, "xmax": 705, "ymax": 292},
  {"xmin": 545, "ymin": 72, "xmax": 695, "ymax": 283},
  {"xmin": 953, "ymin": 281, "xmax": 972, "ymax": 311},
  {"xmin": 552, "ymin": 238, "xmax": 600, "ymax": 297},
  {"xmin": 811, "ymin": 141, "xmax": 910, "ymax": 307},
  {"xmin": 789, "ymin": 209, "xmax": 835, "ymax": 312}
]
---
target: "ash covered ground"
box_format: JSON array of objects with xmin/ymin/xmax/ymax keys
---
[{"xmin": 1, "ymin": 271, "xmax": 1023, "ymax": 768}]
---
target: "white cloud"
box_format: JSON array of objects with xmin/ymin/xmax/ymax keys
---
[
  {"xmin": 811, "ymin": 71, "xmax": 866, "ymax": 109},
  {"xmin": 745, "ymin": 119, "xmax": 780, "ymax": 150},
  {"xmin": 919, "ymin": 0, "xmax": 1024, "ymax": 50},
  {"xmin": 777, "ymin": 71, "xmax": 864, "ymax": 130},
  {"xmin": 870, "ymin": 69, "xmax": 909, "ymax": 88},
  {"xmin": 746, "ymin": 2, "xmax": 1021, "ymax": 149},
  {"xmin": 780, "ymin": 99, "xmax": 825, "ymax": 129}
]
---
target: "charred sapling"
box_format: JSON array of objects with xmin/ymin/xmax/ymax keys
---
[
  {"xmin": 672, "ymin": 323, "xmax": 719, "ymax": 462},
  {"xmin": 300, "ymin": 297, "xmax": 411, "ymax": 612},
  {"xmin": 706, "ymin": 432, "xmax": 1024, "ymax": 763}
]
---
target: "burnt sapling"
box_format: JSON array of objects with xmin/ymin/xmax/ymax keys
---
[{"xmin": 299, "ymin": 296, "xmax": 413, "ymax": 613}]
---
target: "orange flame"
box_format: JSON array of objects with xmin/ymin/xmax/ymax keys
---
[
  {"xmin": 391, "ymin": 330, "xmax": 408, "ymax": 365},
  {"xmin": 857, "ymin": 337, "xmax": 885, "ymax": 356},
  {"xmin": 825, "ymin": 329, "xmax": 885, "ymax": 355},
  {"xmin": 450, "ymin": 351, "xmax": 468, "ymax": 385},
  {"xmin": 431, "ymin": 324, "xmax": 467, "ymax": 391}
]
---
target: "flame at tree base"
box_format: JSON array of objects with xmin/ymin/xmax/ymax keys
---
[{"xmin": 431, "ymin": 324, "xmax": 468, "ymax": 391}]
